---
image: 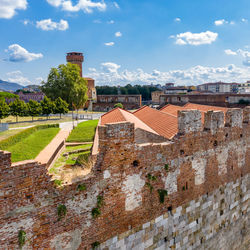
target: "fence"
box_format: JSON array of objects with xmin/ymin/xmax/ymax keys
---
[{"xmin": 0, "ymin": 123, "xmax": 8, "ymax": 132}]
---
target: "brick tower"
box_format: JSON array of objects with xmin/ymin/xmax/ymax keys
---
[{"xmin": 66, "ymin": 52, "xmax": 84, "ymax": 77}]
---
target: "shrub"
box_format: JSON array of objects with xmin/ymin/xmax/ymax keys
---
[
  {"xmin": 77, "ymin": 184, "xmax": 86, "ymax": 191},
  {"xmin": 91, "ymin": 208, "xmax": 101, "ymax": 218},
  {"xmin": 57, "ymin": 204, "xmax": 67, "ymax": 220},
  {"xmin": 91, "ymin": 241, "xmax": 100, "ymax": 249},
  {"xmin": 158, "ymin": 189, "xmax": 168, "ymax": 203},
  {"xmin": 18, "ymin": 230, "xmax": 26, "ymax": 248},
  {"xmin": 54, "ymin": 179, "xmax": 63, "ymax": 187},
  {"xmin": 114, "ymin": 103, "xmax": 123, "ymax": 109}
]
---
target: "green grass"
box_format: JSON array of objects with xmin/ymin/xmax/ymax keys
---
[
  {"xmin": 0, "ymin": 129, "xmax": 23, "ymax": 141},
  {"xmin": 4, "ymin": 127, "xmax": 60, "ymax": 162},
  {"xmin": 65, "ymin": 144, "xmax": 92, "ymax": 152},
  {"xmin": 66, "ymin": 120, "xmax": 98, "ymax": 142},
  {"xmin": 49, "ymin": 144, "xmax": 92, "ymax": 174}
]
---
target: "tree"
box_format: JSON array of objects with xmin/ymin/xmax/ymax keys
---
[
  {"xmin": 54, "ymin": 97, "xmax": 69, "ymax": 118},
  {"xmin": 114, "ymin": 103, "xmax": 123, "ymax": 109},
  {"xmin": 71, "ymin": 84, "xmax": 88, "ymax": 115},
  {"xmin": 41, "ymin": 96, "xmax": 55, "ymax": 119},
  {"xmin": 41, "ymin": 63, "xmax": 88, "ymax": 109},
  {"xmin": 27, "ymin": 100, "xmax": 41, "ymax": 121},
  {"xmin": 0, "ymin": 99, "xmax": 9, "ymax": 122},
  {"xmin": 9, "ymin": 98, "xmax": 27, "ymax": 123}
]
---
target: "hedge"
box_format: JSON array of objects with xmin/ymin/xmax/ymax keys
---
[{"xmin": 0, "ymin": 124, "xmax": 59, "ymax": 150}]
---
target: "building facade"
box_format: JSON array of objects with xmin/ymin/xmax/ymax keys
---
[{"xmin": 197, "ymin": 82, "xmax": 239, "ymax": 93}]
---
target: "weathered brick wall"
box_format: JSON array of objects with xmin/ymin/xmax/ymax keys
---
[{"xmin": 0, "ymin": 108, "xmax": 249, "ymax": 249}]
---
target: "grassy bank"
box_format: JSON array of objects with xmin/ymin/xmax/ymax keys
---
[
  {"xmin": 66, "ymin": 120, "xmax": 98, "ymax": 142},
  {"xmin": 0, "ymin": 124, "xmax": 60, "ymax": 162}
]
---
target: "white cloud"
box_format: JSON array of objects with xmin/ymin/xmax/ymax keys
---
[
  {"xmin": 6, "ymin": 71, "xmax": 31, "ymax": 85},
  {"xmin": 36, "ymin": 19, "xmax": 69, "ymax": 31},
  {"xmin": 242, "ymin": 18, "xmax": 248, "ymax": 23},
  {"xmin": 115, "ymin": 31, "xmax": 122, "ymax": 37},
  {"xmin": 113, "ymin": 2, "xmax": 119, "ymax": 9},
  {"xmin": 214, "ymin": 19, "xmax": 235, "ymax": 26},
  {"xmin": 108, "ymin": 20, "xmax": 114, "ymax": 24},
  {"xmin": 173, "ymin": 31, "xmax": 218, "ymax": 46},
  {"xmin": 0, "ymin": 0, "xmax": 27, "ymax": 19},
  {"xmin": 104, "ymin": 42, "xmax": 114, "ymax": 46},
  {"xmin": 224, "ymin": 49, "xmax": 237, "ymax": 56},
  {"xmin": 214, "ymin": 19, "xmax": 228, "ymax": 26},
  {"xmin": 87, "ymin": 63, "xmax": 250, "ymax": 86},
  {"xmin": 174, "ymin": 17, "xmax": 181, "ymax": 22},
  {"xmin": 101, "ymin": 62, "xmax": 121, "ymax": 73},
  {"xmin": 6, "ymin": 44, "xmax": 43, "ymax": 62},
  {"xmin": 224, "ymin": 48, "xmax": 250, "ymax": 66},
  {"xmin": 47, "ymin": 0, "xmax": 106, "ymax": 13}
]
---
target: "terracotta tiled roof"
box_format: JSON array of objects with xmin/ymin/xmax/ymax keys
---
[
  {"xmin": 183, "ymin": 103, "xmax": 228, "ymax": 113},
  {"xmin": 133, "ymin": 106, "xmax": 178, "ymax": 139},
  {"xmin": 101, "ymin": 108, "xmax": 127, "ymax": 125},
  {"xmin": 160, "ymin": 104, "xmax": 185, "ymax": 116},
  {"xmin": 100, "ymin": 108, "xmax": 158, "ymax": 135}
]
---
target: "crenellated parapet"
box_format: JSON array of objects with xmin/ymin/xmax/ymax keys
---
[{"xmin": 0, "ymin": 107, "xmax": 249, "ymax": 249}]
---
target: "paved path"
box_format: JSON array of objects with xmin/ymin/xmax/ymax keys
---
[{"xmin": 35, "ymin": 120, "xmax": 87, "ymax": 166}]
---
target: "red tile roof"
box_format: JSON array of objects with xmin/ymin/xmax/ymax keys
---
[
  {"xmin": 100, "ymin": 108, "xmax": 158, "ymax": 135},
  {"xmin": 133, "ymin": 106, "xmax": 178, "ymax": 139},
  {"xmin": 183, "ymin": 103, "xmax": 228, "ymax": 113},
  {"xmin": 160, "ymin": 104, "xmax": 185, "ymax": 116}
]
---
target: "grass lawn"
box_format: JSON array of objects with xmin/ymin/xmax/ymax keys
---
[
  {"xmin": 7, "ymin": 116, "xmax": 72, "ymax": 128},
  {"xmin": 49, "ymin": 144, "xmax": 92, "ymax": 174},
  {"xmin": 66, "ymin": 120, "xmax": 98, "ymax": 142},
  {"xmin": 5, "ymin": 127, "xmax": 60, "ymax": 162},
  {"xmin": 0, "ymin": 129, "xmax": 23, "ymax": 141}
]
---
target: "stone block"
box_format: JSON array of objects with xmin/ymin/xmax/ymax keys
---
[
  {"xmin": 204, "ymin": 110, "xmax": 224, "ymax": 134},
  {"xmin": 178, "ymin": 110, "xmax": 202, "ymax": 134},
  {"xmin": 225, "ymin": 108, "xmax": 243, "ymax": 128}
]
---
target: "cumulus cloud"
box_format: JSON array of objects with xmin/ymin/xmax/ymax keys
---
[
  {"xmin": 242, "ymin": 18, "xmax": 248, "ymax": 23},
  {"xmin": 174, "ymin": 17, "xmax": 181, "ymax": 22},
  {"xmin": 115, "ymin": 31, "xmax": 122, "ymax": 37},
  {"xmin": 172, "ymin": 31, "xmax": 218, "ymax": 46},
  {"xmin": 101, "ymin": 62, "xmax": 120, "ymax": 73},
  {"xmin": 36, "ymin": 19, "xmax": 69, "ymax": 31},
  {"xmin": 224, "ymin": 48, "xmax": 250, "ymax": 66},
  {"xmin": 224, "ymin": 49, "xmax": 237, "ymax": 56},
  {"xmin": 87, "ymin": 63, "xmax": 250, "ymax": 86},
  {"xmin": 104, "ymin": 42, "xmax": 114, "ymax": 46},
  {"xmin": 46, "ymin": 0, "xmax": 106, "ymax": 13},
  {"xmin": 6, "ymin": 44, "xmax": 43, "ymax": 62},
  {"xmin": 0, "ymin": 0, "xmax": 27, "ymax": 19},
  {"xmin": 6, "ymin": 71, "xmax": 31, "ymax": 85},
  {"xmin": 108, "ymin": 20, "xmax": 114, "ymax": 24}
]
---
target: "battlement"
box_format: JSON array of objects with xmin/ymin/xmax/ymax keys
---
[{"xmin": 0, "ymin": 108, "xmax": 249, "ymax": 249}]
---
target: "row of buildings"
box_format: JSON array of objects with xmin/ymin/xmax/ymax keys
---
[{"xmin": 10, "ymin": 52, "xmax": 250, "ymax": 111}]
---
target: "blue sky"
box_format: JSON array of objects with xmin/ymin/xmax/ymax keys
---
[{"xmin": 1, "ymin": 0, "xmax": 250, "ymax": 86}]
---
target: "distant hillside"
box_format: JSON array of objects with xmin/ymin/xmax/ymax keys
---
[{"xmin": 0, "ymin": 79, "xmax": 24, "ymax": 92}]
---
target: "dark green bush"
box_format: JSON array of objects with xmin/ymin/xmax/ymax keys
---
[
  {"xmin": 57, "ymin": 204, "xmax": 67, "ymax": 220},
  {"xmin": 18, "ymin": 230, "xmax": 26, "ymax": 248}
]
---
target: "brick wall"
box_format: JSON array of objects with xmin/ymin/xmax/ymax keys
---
[{"xmin": 0, "ymin": 108, "xmax": 249, "ymax": 249}]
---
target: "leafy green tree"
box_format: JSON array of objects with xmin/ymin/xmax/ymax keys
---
[
  {"xmin": 9, "ymin": 98, "xmax": 27, "ymax": 123},
  {"xmin": 54, "ymin": 97, "xmax": 69, "ymax": 118},
  {"xmin": 41, "ymin": 96, "xmax": 55, "ymax": 119},
  {"xmin": 0, "ymin": 99, "xmax": 10, "ymax": 122},
  {"xmin": 41, "ymin": 63, "xmax": 88, "ymax": 109},
  {"xmin": 71, "ymin": 84, "xmax": 88, "ymax": 115},
  {"xmin": 114, "ymin": 103, "xmax": 123, "ymax": 109},
  {"xmin": 27, "ymin": 100, "xmax": 42, "ymax": 121}
]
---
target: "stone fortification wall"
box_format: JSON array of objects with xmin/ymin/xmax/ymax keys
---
[{"xmin": 0, "ymin": 108, "xmax": 249, "ymax": 249}]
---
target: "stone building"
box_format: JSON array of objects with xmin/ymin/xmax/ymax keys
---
[{"xmin": 93, "ymin": 94, "xmax": 142, "ymax": 111}]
